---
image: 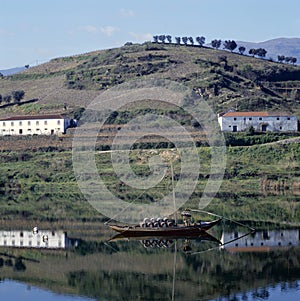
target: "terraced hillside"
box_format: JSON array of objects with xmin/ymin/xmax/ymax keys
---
[{"xmin": 1, "ymin": 42, "xmax": 300, "ymax": 118}]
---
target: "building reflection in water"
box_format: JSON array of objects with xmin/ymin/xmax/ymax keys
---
[
  {"xmin": 221, "ymin": 229, "xmax": 300, "ymax": 252},
  {"xmin": 0, "ymin": 229, "xmax": 77, "ymax": 249}
]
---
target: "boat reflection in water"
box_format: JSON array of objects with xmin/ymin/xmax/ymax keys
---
[
  {"xmin": 109, "ymin": 232, "xmax": 221, "ymax": 252},
  {"xmin": 0, "ymin": 229, "xmax": 78, "ymax": 250},
  {"xmin": 221, "ymin": 229, "xmax": 300, "ymax": 252}
]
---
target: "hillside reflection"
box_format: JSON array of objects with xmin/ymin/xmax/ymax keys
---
[{"xmin": 0, "ymin": 225, "xmax": 299, "ymax": 301}]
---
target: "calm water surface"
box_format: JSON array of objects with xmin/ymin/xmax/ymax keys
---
[
  {"xmin": 0, "ymin": 280, "xmax": 95, "ymax": 301},
  {"xmin": 210, "ymin": 281, "xmax": 300, "ymax": 301},
  {"xmin": 0, "ymin": 224, "xmax": 300, "ymax": 301}
]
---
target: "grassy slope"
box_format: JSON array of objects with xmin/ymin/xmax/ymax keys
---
[
  {"xmin": 0, "ymin": 142, "xmax": 299, "ymax": 223},
  {"xmin": 1, "ymin": 42, "xmax": 300, "ymax": 117}
]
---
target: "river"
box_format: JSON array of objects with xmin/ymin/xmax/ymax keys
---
[{"xmin": 0, "ymin": 221, "xmax": 300, "ymax": 301}]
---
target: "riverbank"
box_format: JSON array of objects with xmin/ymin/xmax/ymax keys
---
[{"xmin": 0, "ymin": 141, "xmax": 299, "ymax": 224}]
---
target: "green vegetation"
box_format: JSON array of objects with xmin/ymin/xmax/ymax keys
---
[
  {"xmin": 0, "ymin": 141, "xmax": 299, "ymax": 224},
  {"xmin": 0, "ymin": 89, "xmax": 25, "ymax": 105},
  {"xmin": 224, "ymin": 131, "xmax": 300, "ymax": 146}
]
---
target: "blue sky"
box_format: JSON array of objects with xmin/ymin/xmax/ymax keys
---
[{"xmin": 1, "ymin": 0, "xmax": 300, "ymax": 69}]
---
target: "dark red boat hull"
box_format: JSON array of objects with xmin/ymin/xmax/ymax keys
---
[{"xmin": 109, "ymin": 218, "xmax": 222, "ymax": 237}]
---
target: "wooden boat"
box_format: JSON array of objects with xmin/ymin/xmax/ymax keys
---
[
  {"xmin": 109, "ymin": 229, "xmax": 222, "ymax": 245},
  {"xmin": 108, "ymin": 218, "xmax": 222, "ymax": 238}
]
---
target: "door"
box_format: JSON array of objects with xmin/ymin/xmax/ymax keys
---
[
  {"xmin": 232, "ymin": 125, "xmax": 237, "ymax": 132},
  {"xmin": 262, "ymin": 124, "xmax": 267, "ymax": 132}
]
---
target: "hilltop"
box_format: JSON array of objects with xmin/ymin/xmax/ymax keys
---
[{"xmin": 1, "ymin": 42, "xmax": 300, "ymax": 118}]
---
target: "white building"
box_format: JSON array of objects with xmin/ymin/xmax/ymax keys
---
[
  {"xmin": 0, "ymin": 114, "xmax": 72, "ymax": 136},
  {"xmin": 0, "ymin": 230, "xmax": 72, "ymax": 249},
  {"xmin": 218, "ymin": 111, "xmax": 298, "ymax": 132}
]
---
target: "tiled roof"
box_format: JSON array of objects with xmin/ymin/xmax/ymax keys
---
[
  {"xmin": 221, "ymin": 111, "xmax": 292, "ymax": 117},
  {"xmin": 0, "ymin": 114, "xmax": 66, "ymax": 121}
]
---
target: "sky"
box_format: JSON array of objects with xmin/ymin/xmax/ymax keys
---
[{"xmin": 1, "ymin": 0, "xmax": 300, "ymax": 69}]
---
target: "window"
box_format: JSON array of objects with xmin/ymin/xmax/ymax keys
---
[
  {"xmin": 36, "ymin": 121, "xmax": 39, "ymax": 125},
  {"xmin": 259, "ymin": 117, "xmax": 262, "ymax": 120},
  {"xmin": 233, "ymin": 117, "xmax": 237, "ymax": 121},
  {"xmin": 19, "ymin": 121, "xmax": 22, "ymax": 126},
  {"xmin": 28, "ymin": 121, "xmax": 31, "ymax": 125},
  {"xmin": 11, "ymin": 122, "xmax": 14, "ymax": 126},
  {"xmin": 287, "ymin": 117, "xmax": 290, "ymax": 120},
  {"xmin": 44, "ymin": 120, "xmax": 47, "ymax": 125},
  {"xmin": 277, "ymin": 117, "xmax": 280, "ymax": 120},
  {"xmin": 2, "ymin": 122, "xmax": 5, "ymax": 126},
  {"xmin": 57, "ymin": 120, "xmax": 61, "ymax": 125},
  {"xmin": 249, "ymin": 118, "xmax": 252, "ymax": 121}
]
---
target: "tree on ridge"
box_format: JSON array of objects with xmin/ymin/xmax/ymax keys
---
[
  {"xmin": 196, "ymin": 36, "xmax": 206, "ymax": 46},
  {"xmin": 223, "ymin": 40, "xmax": 237, "ymax": 52}
]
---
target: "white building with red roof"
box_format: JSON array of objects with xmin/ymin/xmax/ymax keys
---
[
  {"xmin": 0, "ymin": 114, "xmax": 72, "ymax": 135},
  {"xmin": 218, "ymin": 111, "xmax": 298, "ymax": 132}
]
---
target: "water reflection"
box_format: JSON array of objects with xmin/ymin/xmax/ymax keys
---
[
  {"xmin": 0, "ymin": 229, "xmax": 78, "ymax": 249},
  {"xmin": 221, "ymin": 229, "xmax": 300, "ymax": 252},
  {"xmin": 0, "ymin": 279, "xmax": 95, "ymax": 301},
  {"xmin": 210, "ymin": 280, "xmax": 300, "ymax": 301},
  {"xmin": 0, "ymin": 225, "xmax": 299, "ymax": 301}
]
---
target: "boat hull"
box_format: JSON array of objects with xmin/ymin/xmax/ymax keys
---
[{"xmin": 109, "ymin": 218, "xmax": 222, "ymax": 238}]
